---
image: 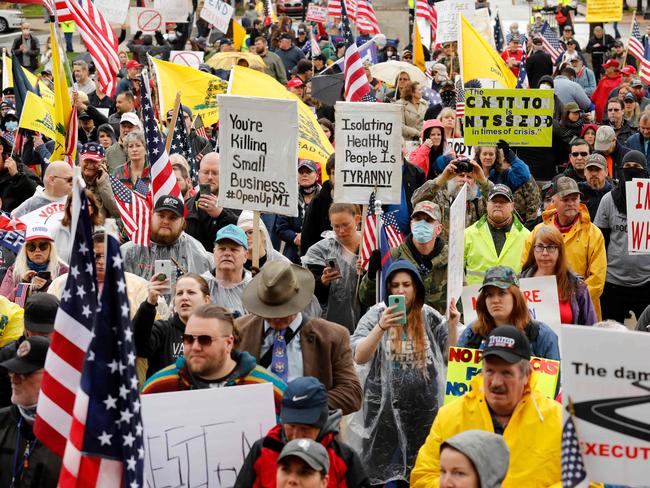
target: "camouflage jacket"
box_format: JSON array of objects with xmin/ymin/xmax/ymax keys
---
[{"xmin": 514, "ymin": 179, "xmax": 542, "ymax": 223}]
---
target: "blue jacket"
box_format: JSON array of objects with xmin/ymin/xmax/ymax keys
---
[{"xmin": 624, "ymin": 132, "xmax": 650, "ymax": 161}]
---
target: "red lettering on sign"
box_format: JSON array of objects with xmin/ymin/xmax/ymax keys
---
[
  {"xmin": 634, "ymin": 180, "xmax": 650, "ymax": 210},
  {"xmin": 448, "ymin": 348, "xmax": 483, "ymax": 363},
  {"xmin": 471, "ymin": 297, "xmax": 477, "ymax": 310},
  {"xmin": 522, "ymin": 289, "xmax": 542, "ymax": 303},
  {"xmin": 530, "ymin": 357, "xmax": 559, "ymax": 375}
]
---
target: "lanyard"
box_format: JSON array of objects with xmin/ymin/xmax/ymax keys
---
[{"xmin": 10, "ymin": 417, "xmax": 39, "ymax": 488}]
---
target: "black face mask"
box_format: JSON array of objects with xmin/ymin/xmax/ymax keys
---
[
  {"xmin": 300, "ymin": 182, "xmax": 319, "ymax": 195},
  {"xmin": 622, "ymin": 166, "xmax": 649, "ymax": 182},
  {"xmin": 441, "ymin": 90, "xmax": 456, "ymax": 108}
]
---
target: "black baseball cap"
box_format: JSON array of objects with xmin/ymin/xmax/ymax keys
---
[
  {"xmin": 488, "ymin": 184, "xmax": 514, "ymax": 202},
  {"xmin": 483, "ymin": 326, "xmax": 531, "ymax": 363},
  {"xmin": 79, "ymin": 111, "xmax": 92, "ymax": 120},
  {"xmin": 24, "ymin": 294, "xmax": 59, "ymax": 333},
  {"xmin": 281, "ymin": 377, "xmax": 328, "ymax": 426},
  {"xmin": 154, "ymin": 195, "xmax": 185, "ymax": 217},
  {"xmin": 0, "ymin": 336, "xmax": 50, "ymax": 374}
]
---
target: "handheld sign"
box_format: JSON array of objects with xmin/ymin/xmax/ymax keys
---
[
  {"xmin": 94, "ymin": 0, "xmax": 130, "ymax": 24},
  {"xmin": 446, "ymin": 184, "xmax": 467, "ymax": 317},
  {"xmin": 217, "ymin": 95, "xmax": 299, "ymax": 217},
  {"xmin": 436, "ymin": 0, "xmax": 475, "ymax": 44},
  {"xmin": 201, "ymin": 0, "xmax": 235, "ymax": 34},
  {"xmin": 446, "ymin": 138, "xmax": 474, "ymax": 158},
  {"xmin": 170, "ymin": 50, "xmax": 204, "ymax": 69},
  {"xmin": 585, "ymin": 0, "xmax": 623, "ymax": 23},
  {"xmin": 154, "ymin": 0, "xmax": 190, "ymax": 22},
  {"xmin": 142, "ymin": 383, "xmax": 276, "ymax": 487},
  {"xmin": 464, "ymin": 88, "xmax": 554, "ymax": 147},
  {"xmin": 129, "ymin": 7, "xmax": 163, "ymax": 34},
  {"xmin": 626, "ymin": 178, "xmax": 650, "ymax": 254},
  {"xmin": 334, "ymin": 102, "xmax": 402, "ymax": 204},
  {"xmin": 306, "ymin": 4, "xmax": 328, "ymax": 23}
]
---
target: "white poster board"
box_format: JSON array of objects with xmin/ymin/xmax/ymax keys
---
[
  {"xmin": 17, "ymin": 200, "xmax": 66, "ymax": 230},
  {"xmin": 446, "ymin": 184, "xmax": 467, "ymax": 316},
  {"xmin": 473, "ymin": 8, "xmax": 494, "ymax": 48},
  {"xmin": 141, "ymin": 383, "xmax": 276, "ymax": 487},
  {"xmin": 170, "ymin": 50, "xmax": 205, "ymax": 69},
  {"xmin": 461, "ymin": 275, "xmax": 561, "ymax": 334},
  {"xmin": 217, "ymin": 95, "xmax": 299, "ymax": 217},
  {"xmin": 128, "ymin": 7, "xmax": 164, "ymax": 34},
  {"xmin": 306, "ymin": 4, "xmax": 328, "ymax": 23},
  {"xmin": 626, "ymin": 178, "xmax": 650, "ymax": 254},
  {"xmin": 561, "ymin": 326, "xmax": 650, "ymax": 486},
  {"xmin": 94, "ymin": 0, "xmax": 130, "ymax": 24},
  {"xmin": 154, "ymin": 0, "xmax": 190, "ymax": 22},
  {"xmin": 334, "ymin": 102, "xmax": 402, "ymax": 205},
  {"xmin": 436, "ymin": 0, "xmax": 476, "ymax": 44},
  {"xmin": 446, "ymin": 138, "xmax": 474, "ymax": 158},
  {"xmin": 201, "ymin": 0, "xmax": 235, "ymax": 34}
]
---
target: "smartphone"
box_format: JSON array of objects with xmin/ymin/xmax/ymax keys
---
[
  {"xmin": 327, "ymin": 258, "xmax": 340, "ymax": 273},
  {"xmin": 199, "ymin": 183, "xmax": 211, "ymax": 197},
  {"xmin": 388, "ymin": 295, "xmax": 407, "ymax": 325},
  {"xmin": 36, "ymin": 271, "xmax": 51, "ymax": 280},
  {"xmin": 154, "ymin": 260, "xmax": 173, "ymax": 293}
]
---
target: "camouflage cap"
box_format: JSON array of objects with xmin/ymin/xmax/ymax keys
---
[
  {"xmin": 411, "ymin": 200, "xmax": 442, "ymax": 221},
  {"xmin": 553, "ymin": 176, "xmax": 580, "ymax": 199},
  {"xmin": 585, "ymin": 153, "xmax": 607, "ymax": 171},
  {"xmin": 479, "ymin": 266, "xmax": 520, "ymax": 291}
]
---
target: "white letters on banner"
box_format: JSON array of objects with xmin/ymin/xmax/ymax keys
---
[
  {"xmin": 217, "ymin": 95, "xmax": 299, "ymax": 217},
  {"xmin": 201, "ymin": 0, "xmax": 235, "ymax": 34},
  {"xmin": 436, "ymin": 0, "xmax": 476, "ymax": 44},
  {"xmin": 94, "ymin": 0, "xmax": 130, "ymax": 24},
  {"xmin": 129, "ymin": 7, "xmax": 163, "ymax": 34},
  {"xmin": 306, "ymin": 4, "xmax": 328, "ymax": 23},
  {"xmin": 561, "ymin": 326, "xmax": 650, "ymax": 485},
  {"xmin": 334, "ymin": 102, "xmax": 402, "ymax": 204},
  {"xmin": 446, "ymin": 138, "xmax": 474, "ymax": 158},
  {"xmin": 154, "ymin": 0, "xmax": 190, "ymax": 22},
  {"xmin": 447, "ymin": 184, "xmax": 467, "ymax": 317},
  {"xmin": 141, "ymin": 383, "xmax": 276, "ymax": 487},
  {"xmin": 626, "ymin": 178, "xmax": 650, "ymax": 254},
  {"xmin": 170, "ymin": 50, "xmax": 205, "ymax": 69},
  {"xmin": 461, "ymin": 275, "xmax": 561, "ymax": 333}
]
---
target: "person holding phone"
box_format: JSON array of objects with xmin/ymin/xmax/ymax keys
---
[{"xmin": 350, "ymin": 260, "xmax": 459, "ymax": 487}]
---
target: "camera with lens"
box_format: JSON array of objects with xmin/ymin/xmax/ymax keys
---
[{"xmin": 454, "ymin": 158, "xmax": 473, "ymax": 174}]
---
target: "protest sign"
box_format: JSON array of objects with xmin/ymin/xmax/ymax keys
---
[
  {"xmin": 128, "ymin": 7, "xmax": 163, "ymax": 34},
  {"xmin": 94, "ymin": 0, "xmax": 129, "ymax": 24},
  {"xmin": 170, "ymin": 50, "xmax": 204, "ymax": 69},
  {"xmin": 436, "ymin": 0, "xmax": 475, "ymax": 44},
  {"xmin": 306, "ymin": 4, "xmax": 328, "ymax": 23},
  {"xmin": 200, "ymin": 0, "xmax": 235, "ymax": 34},
  {"xmin": 217, "ymin": 95, "xmax": 299, "ymax": 217},
  {"xmin": 154, "ymin": 0, "xmax": 190, "ymax": 22},
  {"xmin": 444, "ymin": 346, "xmax": 559, "ymax": 404},
  {"xmin": 446, "ymin": 138, "xmax": 474, "ymax": 158},
  {"xmin": 561, "ymin": 326, "xmax": 650, "ymax": 485},
  {"xmin": 473, "ymin": 8, "xmax": 494, "ymax": 48},
  {"xmin": 585, "ymin": 0, "xmax": 623, "ymax": 23},
  {"xmin": 19, "ymin": 201, "xmax": 66, "ymax": 231},
  {"xmin": 334, "ymin": 103, "xmax": 402, "ymax": 204},
  {"xmin": 447, "ymin": 184, "xmax": 467, "ymax": 317},
  {"xmin": 141, "ymin": 383, "xmax": 276, "ymax": 487},
  {"xmin": 626, "ymin": 178, "xmax": 650, "ymax": 254},
  {"xmin": 464, "ymin": 88, "xmax": 554, "ymax": 147},
  {"xmin": 461, "ymin": 275, "xmax": 561, "ymax": 334}
]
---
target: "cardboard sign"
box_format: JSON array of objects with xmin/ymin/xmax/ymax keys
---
[
  {"xmin": 561, "ymin": 326, "xmax": 650, "ymax": 485},
  {"xmin": 170, "ymin": 50, "xmax": 205, "ymax": 69},
  {"xmin": 473, "ymin": 8, "xmax": 494, "ymax": 48},
  {"xmin": 446, "ymin": 184, "xmax": 467, "ymax": 316},
  {"xmin": 306, "ymin": 4, "xmax": 328, "ymax": 23},
  {"xmin": 200, "ymin": 0, "xmax": 235, "ymax": 34},
  {"xmin": 94, "ymin": 0, "xmax": 130, "ymax": 24},
  {"xmin": 626, "ymin": 178, "xmax": 650, "ymax": 254},
  {"xmin": 461, "ymin": 275, "xmax": 562, "ymax": 334},
  {"xmin": 585, "ymin": 0, "xmax": 623, "ymax": 23},
  {"xmin": 141, "ymin": 383, "xmax": 276, "ymax": 487},
  {"xmin": 436, "ymin": 0, "xmax": 475, "ymax": 44},
  {"xmin": 446, "ymin": 137, "xmax": 474, "ymax": 158},
  {"xmin": 444, "ymin": 346, "xmax": 559, "ymax": 404},
  {"xmin": 464, "ymin": 88, "xmax": 554, "ymax": 147},
  {"xmin": 129, "ymin": 7, "xmax": 163, "ymax": 34},
  {"xmin": 154, "ymin": 0, "xmax": 190, "ymax": 22},
  {"xmin": 334, "ymin": 102, "xmax": 402, "ymax": 205},
  {"xmin": 217, "ymin": 95, "xmax": 299, "ymax": 217}
]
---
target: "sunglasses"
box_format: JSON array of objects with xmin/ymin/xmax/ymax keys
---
[
  {"xmin": 26, "ymin": 242, "xmax": 50, "ymax": 252},
  {"xmin": 571, "ymin": 151, "xmax": 589, "ymax": 157},
  {"xmin": 53, "ymin": 176, "xmax": 73, "ymax": 183},
  {"xmin": 182, "ymin": 333, "xmax": 229, "ymax": 347}
]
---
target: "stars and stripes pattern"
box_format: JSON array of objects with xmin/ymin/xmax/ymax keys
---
[
  {"xmin": 170, "ymin": 107, "xmax": 198, "ymax": 185},
  {"xmin": 109, "ymin": 174, "xmax": 151, "ymax": 246},
  {"xmin": 327, "ymin": 0, "xmax": 342, "ymax": 18},
  {"xmin": 310, "ymin": 29, "xmax": 321, "ymax": 57},
  {"xmin": 415, "ymin": 0, "xmax": 437, "ymax": 45},
  {"xmin": 516, "ymin": 39, "xmax": 529, "ymax": 89},
  {"xmin": 357, "ymin": 0, "xmax": 381, "ymax": 35},
  {"xmin": 55, "ymin": 0, "xmax": 72, "ymax": 21},
  {"xmin": 422, "ymin": 85, "xmax": 442, "ymax": 106},
  {"xmin": 59, "ymin": 230, "xmax": 145, "ymax": 488},
  {"xmin": 65, "ymin": 104, "xmax": 78, "ymax": 166},
  {"xmin": 494, "ymin": 11, "xmax": 504, "ymax": 52},
  {"xmin": 192, "ymin": 114, "xmax": 208, "ymax": 139},
  {"xmin": 341, "ymin": 0, "xmax": 371, "ymax": 101},
  {"xmin": 377, "ymin": 212, "xmax": 401, "ymax": 302},
  {"xmin": 34, "ymin": 185, "xmax": 98, "ymax": 459},
  {"xmin": 62, "ymin": 0, "xmax": 121, "ymax": 96},
  {"xmin": 628, "ymin": 18, "xmax": 650, "ymax": 84},
  {"xmin": 382, "ymin": 209, "xmax": 404, "ymax": 248},
  {"xmin": 455, "ymin": 77, "xmax": 465, "ymax": 117},
  {"xmin": 328, "ymin": 0, "xmax": 357, "ymax": 22},
  {"xmin": 360, "ymin": 192, "xmax": 378, "ymax": 269},
  {"xmin": 562, "ymin": 405, "xmax": 588, "ymax": 487},
  {"xmin": 540, "ymin": 21, "xmax": 564, "ymax": 63},
  {"xmin": 140, "ymin": 75, "xmax": 182, "ymax": 204}
]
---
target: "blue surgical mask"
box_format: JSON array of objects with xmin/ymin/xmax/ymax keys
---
[
  {"xmin": 411, "ymin": 220, "xmax": 435, "ymax": 243},
  {"xmin": 5, "ymin": 121, "xmax": 17, "ymax": 131}
]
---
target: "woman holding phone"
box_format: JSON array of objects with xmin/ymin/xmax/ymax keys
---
[{"xmin": 349, "ymin": 260, "xmax": 459, "ymax": 487}]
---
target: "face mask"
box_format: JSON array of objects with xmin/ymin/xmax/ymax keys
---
[
  {"xmin": 168, "ymin": 33, "xmax": 177, "ymax": 41},
  {"xmin": 623, "ymin": 166, "xmax": 649, "ymax": 182},
  {"xmin": 539, "ymin": 83, "xmax": 552, "ymax": 89},
  {"xmin": 5, "ymin": 121, "xmax": 17, "ymax": 131},
  {"xmin": 411, "ymin": 220, "xmax": 435, "ymax": 243}
]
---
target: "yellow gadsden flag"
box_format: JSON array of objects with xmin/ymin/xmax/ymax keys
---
[
  {"xmin": 459, "ymin": 14, "xmax": 517, "ymax": 88},
  {"xmin": 50, "ymin": 22, "xmax": 73, "ymax": 162},
  {"xmin": 149, "ymin": 56, "xmax": 227, "ymax": 126},
  {"xmin": 413, "ymin": 21, "xmax": 426, "ymax": 72},
  {"xmin": 2, "ymin": 51, "xmax": 55, "ymax": 105},
  {"xmin": 18, "ymin": 92, "xmax": 57, "ymax": 140},
  {"xmin": 229, "ymin": 65, "xmax": 334, "ymax": 166}
]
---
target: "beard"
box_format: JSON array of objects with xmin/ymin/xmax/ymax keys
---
[
  {"xmin": 447, "ymin": 180, "xmax": 479, "ymax": 200},
  {"xmin": 151, "ymin": 226, "xmax": 183, "ymax": 246}
]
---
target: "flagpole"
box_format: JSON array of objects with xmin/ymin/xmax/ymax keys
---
[
  {"xmin": 374, "ymin": 199, "xmax": 382, "ymax": 304},
  {"xmin": 622, "ymin": 11, "xmax": 636, "ymax": 70},
  {"xmin": 165, "ymin": 92, "xmax": 182, "ymax": 153},
  {"xmin": 457, "ymin": 13, "xmax": 464, "ymax": 84}
]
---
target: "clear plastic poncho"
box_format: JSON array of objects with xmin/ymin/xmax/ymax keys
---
[{"xmin": 347, "ymin": 303, "xmax": 449, "ymax": 485}]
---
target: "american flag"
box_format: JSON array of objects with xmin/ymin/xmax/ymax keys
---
[
  {"xmin": 627, "ymin": 18, "xmax": 650, "ymax": 84},
  {"xmin": 59, "ymin": 230, "xmax": 145, "ymax": 488},
  {"xmin": 415, "ymin": 0, "xmax": 437, "ymax": 45},
  {"xmin": 34, "ymin": 185, "xmax": 98, "ymax": 458},
  {"xmin": 327, "ymin": 0, "xmax": 342, "ymax": 18},
  {"xmin": 61, "ymin": 0, "xmax": 121, "ymax": 96},
  {"xmin": 455, "ymin": 77, "xmax": 465, "ymax": 117},
  {"xmin": 377, "ymin": 212, "xmax": 402, "ymax": 302},
  {"xmin": 360, "ymin": 193, "xmax": 403, "ymax": 269},
  {"xmin": 357, "ymin": 0, "xmax": 381, "ymax": 35},
  {"xmin": 494, "ymin": 11, "xmax": 504, "ymax": 52},
  {"xmin": 328, "ymin": 0, "xmax": 357, "ymax": 22},
  {"xmin": 192, "ymin": 114, "xmax": 208, "ymax": 139},
  {"xmin": 562, "ymin": 400, "xmax": 588, "ymax": 488},
  {"xmin": 110, "ymin": 174, "xmax": 151, "ymax": 246},
  {"xmin": 140, "ymin": 75, "xmax": 182, "ymax": 204},
  {"xmin": 170, "ymin": 107, "xmax": 198, "ymax": 185},
  {"xmin": 341, "ymin": 0, "xmax": 371, "ymax": 101},
  {"xmin": 310, "ymin": 29, "xmax": 321, "ymax": 57},
  {"xmin": 516, "ymin": 39, "xmax": 529, "ymax": 88},
  {"xmin": 540, "ymin": 21, "xmax": 564, "ymax": 63},
  {"xmin": 55, "ymin": 0, "xmax": 72, "ymax": 21}
]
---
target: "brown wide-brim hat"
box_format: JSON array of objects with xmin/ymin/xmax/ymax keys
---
[{"xmin": 242, "ymin": 261, "xmax": 315, "ymax": 318}]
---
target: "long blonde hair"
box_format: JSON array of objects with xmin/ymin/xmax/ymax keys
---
[{"xmin": 13, "ymin": 240, "xmax": 63, "ymax": 285}]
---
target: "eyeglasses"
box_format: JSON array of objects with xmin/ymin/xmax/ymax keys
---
[
  {"xmin": 53, "ymin": 176, "xmax": 73, "ymax": 183},
  {"xmin": 182, "ymin": 333, "xmax": 230, "ymax": 346},
  {"xmin": 533, "ymin": 244, "xmax": 559, "ymax": 254},
  {"xmin": 26, "ymin": 242, "xmax": 50, "ymax": 252},
  {"xmin": 571, "ymin": 151, "xmax": 589, "ymax": 157},
  {"xmin": 608, "ymin": 108, "xmax": 621, "ymax": 112}
]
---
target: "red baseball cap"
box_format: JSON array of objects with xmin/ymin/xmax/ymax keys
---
[
  {"xmin": 287, "ymin": 77, "xmax": 305, "ymax": 88},
  {"xmin": 621, "ymin": 65, "xmax": 637, "ymax": 75},
  {"xmin": 126, "ymin": 60, "xmax": 143, "ymax": 70},
  {"xmin": 602, "ymin": 59, "xmax": 620, "ymax": 70}
]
